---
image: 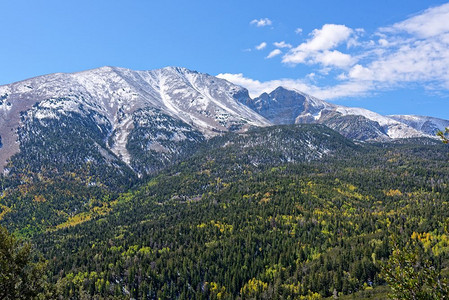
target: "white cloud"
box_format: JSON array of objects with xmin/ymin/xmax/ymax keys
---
[
  {"xmin": 273, "ymin": 41, "xmax": 292, "ymax": 48},
  {"xmin": 315, "ymin": 50, "xmax": 354, "ymax": 68},
  {"xmin": 300, "ymin": 24, "xmax": 353, "ymax": 51},
  {"xmin": 250, "ymin": 18, "xmax": 272, "ymax": 27},
  {"xmin": 266, "ymin": 49, "xmax": 282, "ymax": 59},
  {"xmin": 348, "ymin": 36, "xmax": 449, "ymax": 85},
  {"xmin": 383, "ymin": 3, "xmax": 449, "ymax": 38},
  {"xmin": 255, "ymin": 42, "xmax": 267, "ymax": 50},
  {"xmin": 216, "ymin": 72, "xmax": 373, "ymax": 99},
  {"xmin": 347, "ymin": 64, "xmax": 373, "ymax": 81},
  {"xmin": 282, "ymin": 24, "xmax": 355, "ymax": 68},
  {"xmin": 236, "ymin": 3, "xmax": 449, "ymax": 101},
  {"xmin": 378, "ymin": 39, "xmax": 389, "ymax": 46},
  {"xmin": 344, "ymin": 3, "xmax": 449, "ymax": 90},
  {"xmin": 295, "ymin": 28, "xmax": 303, "ymax": 34},
  {"xmin": 306, "ymin": 73, "xmax": 316, "ymax": 80},
  {"xmin": 217, "ymin": 73, "xmax": 311, "ymax": 97}
]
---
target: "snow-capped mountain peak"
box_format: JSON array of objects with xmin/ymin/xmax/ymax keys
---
[
  {"xmin": 0, "ymin": 66, "xmax": 270, "ymax": 172},
  {"xmin": 388, "ymin": 114, "xmax": 449, "ymax": 136},
  {"xmin": 245, "ymin": 87, "xmax": 439, "ymax": 141}
]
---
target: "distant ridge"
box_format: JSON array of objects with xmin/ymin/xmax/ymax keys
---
[{"xmin": 244, "ymin": 86, "xmax": 442, "ymax": 141}]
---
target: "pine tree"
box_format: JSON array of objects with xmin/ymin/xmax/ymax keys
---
[{"xmin": 0, "ymin": 225, "xmax": 51, "ymax": 299}]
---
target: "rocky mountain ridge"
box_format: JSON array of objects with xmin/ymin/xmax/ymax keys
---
[
  {"xmin": 0, "ymin": 67, "xmax": 447, "ymax": 175},
  {"xmin": 244, "ymin": 86, "xmax": 441, "ymax": 142},
  {"xmin": 0, "ymin": 66, "xmax": 269, "ymax": 173}
]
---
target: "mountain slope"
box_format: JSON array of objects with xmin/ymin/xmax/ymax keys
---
[
  {"xmin": 0, "ymin": 124, "xmax": 359, "ymax": 236},
  {"xmin": 31, "ymin": 128, "xmax": 449, "ymax": 299},
  {"xmin": 0, "ymin": 66, "xmax": 269, "ymax": 174},
  {"xmin": 388, "ymin": 114, "xmax": 449, "ymax": 136},
  {"xmin": 244, "ymin": 87, "xmax": 435, "ymax": 141},
  {"xmin": 206, "ymin": 124, "xmax": 358, "ymax": 167}
]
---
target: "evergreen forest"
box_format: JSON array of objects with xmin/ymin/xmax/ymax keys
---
[{"xmin": 1, "ymin": 124, "xmax": 449, "ymax": 299}]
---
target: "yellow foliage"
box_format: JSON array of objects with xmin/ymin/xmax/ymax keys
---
[
  {"xmin": 0, "ymin": 204, "xmax": 11, "ymax": 221},
  {"xmin": 213, "ymin": 221, "xmax": 233, "ymax": 233},
  {"xmin": 259, "ymin": 198, "xmax": 270, "ymax": 204},
  {"xmin": 301, "ymin": 181, "xmax": 319, "ymax": 198},
  {"xmin": 346, "ymin": 184, "xmax": 357, "ymax": 191},
  {"xmin": 54, "ymin": 200, "xmax": 112, "ymax": 230},
  {"xmin": 158, "ymin": 247, "xmax": 170, "ymax": 254},
  {"xmin": 264, "ymin": 264, "xmax": 286, "ymax": 280},
  {"xmin": 384, "ymin": 189, "xmax": 403, "ymax": 197},
  {"xmin": 272, "ymin": 214, "xmax": 304, "ymax": 234},
  {"xmin": 259, "ymin": 192, "xmax": 272, "ymax": 203},
  {"xmin": 335, "ymin": 184, "xmax": 367, "ymax": 201},
  {"xmin": 56, "ymin": 212, "xmax": 92, "ymax": 229},
  {"xmin": 411, "ymin": 232, "xmax": 449, "ymax": 255},
  {"xmin": 311, "ymin": 251, "xmax": 321, "ymax": 261},
  {"xmin": 299, "ymin": 291, "xmax": 322, "ymax": 299},
  {"xmin": 206, "ymin": 282, "xmax": 228, "ymax": 299},
  {"xmin": 197, "ymin": 220, "xmax": 233, "ymax": 233},
  {"xmin": 33, "ymin": 195, "xmax": 46, "ymax": 203},
  {"xmin": 281, "ymin": 283, "xmax": 300, "ymax": 294},
  {"xmin": 241, "ymin": 278, "xmax": 268, "ymax": 297},
  {"xmin": 205, "ymin": 240, "xmax": 219, "ymax": 248}
]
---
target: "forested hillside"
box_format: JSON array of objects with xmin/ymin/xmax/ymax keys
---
[{"xmin": 1, "ymin": 125, "xmax": 447, "ymax": 299}]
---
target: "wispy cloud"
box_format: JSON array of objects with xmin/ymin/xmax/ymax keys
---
[
  {"xmin": 345, "ymin": 2, "xmax": 449, "ymax": 89},
  {"xmin": 255, "ymin": 42, "xmax": 267, "ymax": 50},
  {"xmin": 382, "ymin": 3, "xmax": 449, "ymax": 38},
  {"xmin": 273, "ymin": 41, "xmax": 292, "ymax": 48},
  {"xmin": 250, "ymin": 18, "xmax": 272, "ymax": 27},
  {"xmin": 266, "ymin": 49, "xmax": 282, "ymax": 59}
]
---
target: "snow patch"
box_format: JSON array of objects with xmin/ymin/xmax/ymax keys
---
[{"xmin": 110, "ymin": 116, "xmax": 134, "ymax": 165}]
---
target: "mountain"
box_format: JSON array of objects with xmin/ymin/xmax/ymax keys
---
[
  {"xmin": 31, "ymin": 126, "xmax": 449, "ymax": 299},
  {"xmin": 1, "ymin": 67, "xmax": 447, "ymax": 179},
  {"xmin": 205, "ymin": 124, "xmax": 359, "ymax": 167},
  {"xmin": 0, "ymin": 66, "xmax": 269, "ymax": 175},
  {"xmin": 388, "ymin": 114, "xmax": 449, "ymax": 136},
  {"xmin": 244, "ymin": 86, "xmax": 439, "ymax": 141},
  {"xmin": 2, "ymin": 67, "xmax": 449, "ymax": 299}
]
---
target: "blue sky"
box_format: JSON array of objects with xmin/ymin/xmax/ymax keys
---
[{"xmin": 1, "ymin": 0, "xmax": 448, "ymax": 119}]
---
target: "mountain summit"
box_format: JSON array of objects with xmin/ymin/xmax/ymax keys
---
[
  {"xmin": 0, "ymin": 66, "xmax": 269, "ymax": 173},
  {"xmin": 244, "ymin": 86, "xmax": 436, "ymax": 141}
]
